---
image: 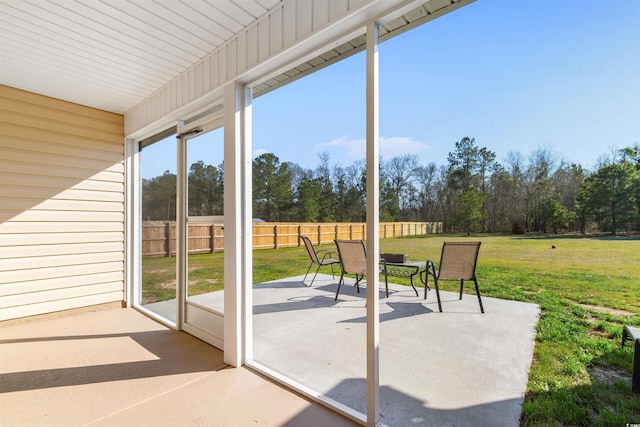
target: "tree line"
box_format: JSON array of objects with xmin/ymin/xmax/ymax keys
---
[{"xmin": 142, "ymin": 137, "xmax": 640, "ymax": 235}]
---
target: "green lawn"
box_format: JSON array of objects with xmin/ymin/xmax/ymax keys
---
[
  {"xmin": 382, "ymin": 234, "xmax": 640, "ymax": 426},
  {"xmin": 142, "ymin": 234, "xmax": 640, "ymax": 425}
]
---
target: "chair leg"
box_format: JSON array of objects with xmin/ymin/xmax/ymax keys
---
[
  {"xmin": 423, "ymin": 274, "xmax": 429, "ymax": 300},
  {"xmin": 335, "ymin": 274, "xmax": 345, "ymax": 301},
  {"xmin": 384, "ymin": 272, "xmax": 389, "ymax": 298},
  {"xmin": 473, "ymin": 276, "xmax": 484, "ymax": 313},
  {"xmin": 434, "ymin": 278, "xmax": 443, "ymax": 312},
  {"xmin": 459, "ymin": 279, "xmax": 464, "ymax": 300},
  {"xmin": 303, "ymin": 262, "xmax": 314, "ymax": 284},
  {"xmin": 310, "ymin": 263, "xmax": 322, "ymax": 286},
  {"xmin": 424, "ymin": 261, "xmax": 435, "ymax": 300}
]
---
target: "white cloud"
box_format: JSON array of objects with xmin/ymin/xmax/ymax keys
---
[
  {"xmin": 380, "ymin": 136, "xmax": 431, "ymax": 160},
  {"xmin": 317, "ymin": 136, "xmax": 366, "ymax": 160},
  {"xmin": 317, "ymin": 135, "xmax": 431, "ymax": 163}
]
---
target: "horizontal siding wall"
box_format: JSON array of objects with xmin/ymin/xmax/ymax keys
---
[{"xmin": 0, "ymin": 85, "xmax": 125, "ymax": 321}]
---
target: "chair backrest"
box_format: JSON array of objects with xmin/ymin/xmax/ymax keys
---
[
  {"xmin": 437, "ymin": 242, "xmax": 481, "ymax": 280},
  {"xmin": 334, "ymin": 240, "xmax": 367, "ymax": 275},
  {"xmin": 299, "ymin": 235, "xmax": 319, "ymax": 263}
]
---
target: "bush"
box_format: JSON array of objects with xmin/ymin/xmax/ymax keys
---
[{"xmin": 512, "ymin": 221, "xmax": 526, "ymax": 234}]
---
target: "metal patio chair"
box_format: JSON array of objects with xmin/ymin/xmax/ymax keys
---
[
  {"xmin": 424, "ymin": 241, "xmax": 484, "ymax": 313},
  {"xmin": 300, "ymin": 235, "xmax": 340, "ymax": 286},
  {"xmin": 334, "ymin": 239, "xmax": 388, "ymax": 301}
]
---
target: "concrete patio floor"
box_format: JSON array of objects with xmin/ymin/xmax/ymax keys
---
[
  {"xmin": 251, "ymin": 274, "xmax": 540, "ymax": 426},
  {"xmin": 0, "ymin": 306, "xmax": 355, "ymax": 427},
  {"xmin": 1, "ymin": 274, "xmax": 540, "ymax": 426}
]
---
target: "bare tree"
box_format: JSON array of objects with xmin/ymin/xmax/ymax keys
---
[
  {"xmin": 382, "ymin": 154, "xmax": 420, "ymax": 219},
  {"xmin": 415, "ymin": 162, "xmax": 438, "ymax": 221}
]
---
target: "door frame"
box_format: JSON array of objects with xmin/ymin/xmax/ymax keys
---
[{"xmin": 129, "ymin": 107, "xmax": 226, "ymax": 347}]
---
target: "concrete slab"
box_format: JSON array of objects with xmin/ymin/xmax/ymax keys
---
[
  {"xmin": 251, "ymin": 274, "xmax": 540, "ymax": 426},
  {"xmin": 0, "ymin": 307, "xmax": 355, "ymax": 427},
  {"xmin": 5, "ymin": 276, "xmax": 540, "ymax": 426}
]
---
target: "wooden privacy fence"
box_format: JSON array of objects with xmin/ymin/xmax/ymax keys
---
[
  {"xmin": 253, "ymin": 222, "xmax": 442, "ymax": 249},
  {"xmin": 142, "ymin": 221, "xmax": 225, "ymax": 258},
  {"xmin": 142, "ymin": 221, "xmax": 442, "ymax": 258}
]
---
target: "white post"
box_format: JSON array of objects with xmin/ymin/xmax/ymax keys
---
[
  {"xmin": 242, "ymin": 86, "xmax": 254, "ymax": 363},
  {"xmin": 124, "ymin": 138, "xmax": 139, "ymax": 308},
  {"xmin": 365, "ymin": 21, "xmax": 380, "ymax": 427},
  {"xmin": 176, "ymin": 132, "xmax": 187, "ymax": 330},
  {"xmin": 224, "ymin": 81, "xmax": 252, "ymax": 367}
]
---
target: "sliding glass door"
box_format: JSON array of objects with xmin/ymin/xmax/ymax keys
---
[
  {"xmin": 136, "ymin": 114, "xmax": 225, "ymax": 348},
  {"xmin": 181, "ymin": 123, "xmax": 225, "ymax": 348}
]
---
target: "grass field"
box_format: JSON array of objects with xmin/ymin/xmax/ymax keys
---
[{"xmin": 142, "ymin": 234, "xmax": 640, "ymax": 425}]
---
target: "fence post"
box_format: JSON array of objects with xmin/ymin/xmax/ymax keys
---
[
  {"xmin": 274, "ymin": 224, "xmax": 279, "ymax": 249},
  {"xmin": 210, "ymin": 224, "xmax": 215, "ymax": 253},
  {"xmin": 298, "ymin": 225, "xmax": 302, "ymax": 246},
  {"xmin": 318, "ymin": 225, "xmax": 322, "ymax": 245},
  {"xmin": 165, "ymin": 222, "xmax": 171, "ymax": 257}
]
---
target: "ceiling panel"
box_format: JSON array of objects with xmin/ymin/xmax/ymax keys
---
[
  {"xmin": 0, "ymin": 0, "xmax": 278, "ymax": 113},
  {"xmin": 1, "ymin": 0, "xmax": 464, "ymax": 114},
  {"xmin": 253, "ymin": 0, "xmax": 465, "ymax": 98}
]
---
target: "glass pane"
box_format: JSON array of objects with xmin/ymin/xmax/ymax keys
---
[
  {"xmin": 186, "ymin": 127, "xmax": 225, "ymax": 313},
  {"xmin": 140, "ymin": 133, "xmax": 177, "ymax": 324},
  {"xmin": 251, "ymin": 51, "xmax": 367, "ymax": 417}
]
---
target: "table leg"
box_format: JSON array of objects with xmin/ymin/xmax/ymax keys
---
[{"xmin": 408, "ymin": 273, "xmax": 419, "ymax": 296}]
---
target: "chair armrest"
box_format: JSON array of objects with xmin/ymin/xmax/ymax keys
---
[
  {"xmin": 317, "ymin": 250, "xmax": 337, "ymax": 262},
  {"xmin": 425, "ymin": 260, "xmax": 437, "ymax": 279}
]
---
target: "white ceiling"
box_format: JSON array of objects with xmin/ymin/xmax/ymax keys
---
[
  {"xmin": 0, "ymin": 0, "xmax": 281, "ymax": 113},
  {"xmin": 1, "ymin": 0, "xmax": 466, "ymax": 115}
]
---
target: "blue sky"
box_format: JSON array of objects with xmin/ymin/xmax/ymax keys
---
[
  {"xmin": 252, "ymin": 0, "xmax": 640, "ymax": 172},
  {"xmin": 143, "ymin": 0, "xmax": 639, "ymax": 178}
]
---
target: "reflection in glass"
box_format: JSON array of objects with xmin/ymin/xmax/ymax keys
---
[
  {"xmin": 140, "ymin": 134, "xmax": 177, "ymax": 323},
  {"xmin": 250, "ymin": 51, "xmax": 367, "ymax": 417},
  {"xmin": 186, "ymin": 128, "xmax": 225, "ymax": 314}
]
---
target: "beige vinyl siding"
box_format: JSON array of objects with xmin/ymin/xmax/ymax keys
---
[{"xmin": 0, "ymin": 85, "xmax": 125, "ymax": 321}]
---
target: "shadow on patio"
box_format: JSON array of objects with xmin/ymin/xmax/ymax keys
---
[
  {"xmin": 0, "ymin": 307, "xmax": 355, "ymax": 427},
  {"xmin": 0, "ymin": 274, "xmax": 539, "ymax": 426},
  {"xmin": 251, "ymin": 274, "xmax": 540, "ymax": 426}
]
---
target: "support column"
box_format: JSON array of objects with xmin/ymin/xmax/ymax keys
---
[
  {"xmin": 224, "ymin": 81, "xmax": 252, "ymax": 367},
  {"xmin": 365, "ymin": 21, "xmax": 380, "ymax": 427}
]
